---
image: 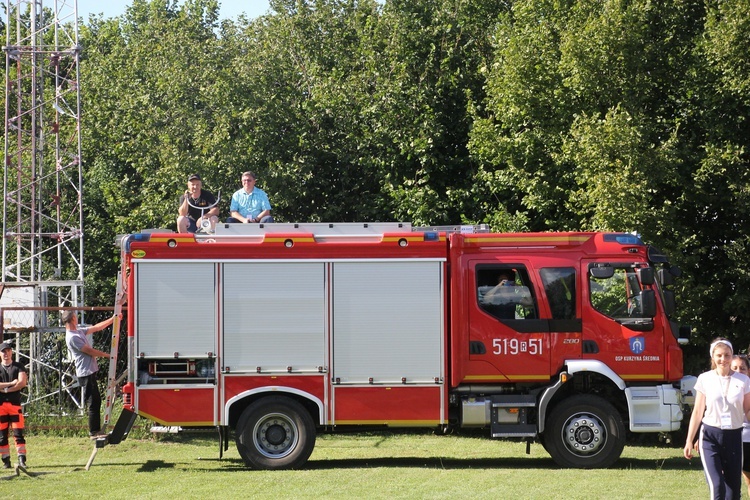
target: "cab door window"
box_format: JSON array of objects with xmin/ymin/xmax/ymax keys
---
[
  {"xmin": 477, "ymin": 266, "xmax": 537, "ymax": 320},
  {"xmin": 540, "ymin": 267, "xmax": 576, "ymax": 320},
  {"xmin": 589, "ymin": 266, "xmax": 648, "ymax": 319}
]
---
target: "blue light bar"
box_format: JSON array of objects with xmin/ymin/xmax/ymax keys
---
[
  {"xmin": 603, "ymin": 233, "xmax": 643, "ymax": 245},
  {"xmin": 123, "ymin": 233, "xmax": 151, "ymax": 253}
]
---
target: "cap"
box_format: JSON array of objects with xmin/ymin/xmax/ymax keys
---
[
  {"xmin": 188, "ymin": 173, "xmax": 201, "ymax": 181},
  {"xmin": 0, "ymin": 342, "xmax": 11, "ymax": 351}
]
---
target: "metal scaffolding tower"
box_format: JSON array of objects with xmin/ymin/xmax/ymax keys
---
[
  {"xmin": 2, "ymin": 0, "xmax": 84, "ymax": 408},
  {"xmin": 2, "ymin": 0, "xmax": 83, "ymax": 302}
]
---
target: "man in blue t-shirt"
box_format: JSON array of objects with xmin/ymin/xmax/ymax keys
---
[{"xmin": 226, "ymin": 171, "xmax": 274, "ymax": 224}]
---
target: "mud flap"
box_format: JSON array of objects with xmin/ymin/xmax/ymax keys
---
[{"xmin": 108, "ymin": 408, "xmax": 137, "ymax": 445}]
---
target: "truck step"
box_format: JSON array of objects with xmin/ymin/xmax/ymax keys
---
[
  {"xmin": 491, "ymin": 394, "xmax": 537, "ymax": 408},
  {"xmin": 150, "ymin": 425, "xmax": 182, "ymax": 434},
  {"xmin": 491, "ymin": 423, "xmax": 537, "ymax": 438}
]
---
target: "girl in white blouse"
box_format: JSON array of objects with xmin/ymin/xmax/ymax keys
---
[{"xmin": 684, "ymin": 339, "xmax": 750, "ymax": 500}]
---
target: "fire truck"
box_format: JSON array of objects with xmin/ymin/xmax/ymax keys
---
[{"xmin": 105, "ymin": 222, "xmax": 693, "ymax": 470}]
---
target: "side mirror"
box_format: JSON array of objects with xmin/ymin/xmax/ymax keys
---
[
  {"xmin": 658, "ymin": 268, "xmax": 674, "ymax": 287},
  {"xmin": 638, "ymin": 267, "xmax": 654, "ymax": 286},
  {"xmin": 670, "ymin": 265, "xmax": 682, "ymax": 278},
  {"xmin": 679, "ymin": 324, "xmax": 691, "ymax": 342},
  {"xmin": 663, "ymin": 290, "xmax": 676, "ymax": 317},
  {"xmin": 590, "ymin": 266, "xmax": 614, "ymax": 279},
  {"xmin": 640, "ymin": 289, "xmax": 656, "ymax": 317}
]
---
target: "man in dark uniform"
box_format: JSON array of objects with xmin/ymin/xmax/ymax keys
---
[
  {"xmin": 0, "ymin": 341, "xmax": 27, "ymax": 469},
  {"xmin": 177, "ymin": 173, "xmax": 219, "ymax": 233}
]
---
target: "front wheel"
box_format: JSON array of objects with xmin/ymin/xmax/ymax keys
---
[
  {"xmin": 235, "ymin": 396, "xmax": 316, "ymax": 470},
  {"xmin": 544, "ymin": 394, "xmax": 625, "ymax": 469}
]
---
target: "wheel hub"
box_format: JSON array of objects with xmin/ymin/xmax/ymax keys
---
[
  {"xmin": 254, "ymin": 414, "xmax": 298, "ymax": 458},
  {"xmin": 562, "ymin": 414, "xmax": 605, "ymax": 456}
]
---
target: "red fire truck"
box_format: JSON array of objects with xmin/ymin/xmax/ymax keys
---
[{"xmin": 106, "ymin": 223, "xmax": 693, "ymax": 469}]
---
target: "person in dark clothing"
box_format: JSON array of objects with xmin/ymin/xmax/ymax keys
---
[
  {"xmin": 0, "ymin": 341, "xmax": 27, "ymax": 469},
  {"xmin": 177, "ymin": 173, "xmax": 219, "ymax": 233}
]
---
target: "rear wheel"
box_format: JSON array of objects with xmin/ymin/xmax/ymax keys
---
[
  {"xmin": 235, "ymin": 396, "xmax": 316, "ymax": 470},
  {"xmin": 544, "ymin": 394, "xmax": 625, "ymax": 469}
]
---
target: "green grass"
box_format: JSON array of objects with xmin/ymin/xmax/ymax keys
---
[{"xmin": 6, "ymin": 430, "xmax": 709, "ymax": 499}]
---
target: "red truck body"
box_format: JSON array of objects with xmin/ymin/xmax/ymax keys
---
[{"xmin": 112, "ymin": 223, "xmax": 691, "ymax": 469}]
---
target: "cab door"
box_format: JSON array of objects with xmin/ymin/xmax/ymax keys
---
[
  {"xmin": 465, "ymin": 260, "xmax": 551, "ymax": 384},
  {"xmin": 582, "ymin": 260, "xmax": 665, "ymax": 382}
]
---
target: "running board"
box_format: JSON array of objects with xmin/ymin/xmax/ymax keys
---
[{"xmin": 491, "ymin": 423, "xmax": 537, "ymax": 438}]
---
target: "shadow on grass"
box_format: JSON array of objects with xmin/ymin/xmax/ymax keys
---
[
  {"xmin": 137, "ymin": 460, "xmax": 176, "ymax": 472},
  {"xmin": 132, "ymin": 454, "xmax": 700, "ymax": 473},
  {"xmin": 303, "ymin": 455, "xmax": 699, "ymax": 471}
]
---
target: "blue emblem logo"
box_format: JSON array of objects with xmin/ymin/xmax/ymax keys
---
[{"xmin": 630, "ymin": 337, "xmax": 645, "ymax": 355}]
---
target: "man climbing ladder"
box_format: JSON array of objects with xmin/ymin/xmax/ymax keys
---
[{"xmin": 63, "ymin": 310, "xmax": 121, "ymax": 438}]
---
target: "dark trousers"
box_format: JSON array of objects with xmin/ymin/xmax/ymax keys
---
[
  {"xmin": 700, "ymin": 424, "xmax": 743, "ymax": 500},
  {"xmin": 78, "ymin": 373, "xmax": 101, "ymax": 435}
]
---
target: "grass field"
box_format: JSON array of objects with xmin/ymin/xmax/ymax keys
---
[{"xmin": 3, "ymin": 430, "xmax": 710, "ymax": 499}]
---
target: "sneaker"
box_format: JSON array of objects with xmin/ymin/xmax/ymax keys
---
[{"xmin": 1, "ymin": 457, "xmax": 10, "ymax": 469}]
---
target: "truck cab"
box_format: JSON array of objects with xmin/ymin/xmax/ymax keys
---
[{"xmin": 449, "ymin": 232, "xmax": 689, "ymax": 467}]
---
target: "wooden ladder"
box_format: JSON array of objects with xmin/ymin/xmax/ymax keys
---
[
  {"xmin": 86, "ymin": 269, "xmax": 127, "ymax": 471},
  {"xmin": 103, "ymin": 269, "xmax": 127, "ymax": 428}
]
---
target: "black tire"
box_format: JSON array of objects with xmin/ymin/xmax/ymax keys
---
[
  {"xmin": 235, "ymin": 396, "xmax": 316, "ymax": 470},
  {"xmin": 544, "ymin": 394, "xmax": 625, "ymax": 469}
]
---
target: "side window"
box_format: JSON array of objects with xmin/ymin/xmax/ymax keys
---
[
  {"xmin": 477, "ymin": 266, "xmax": 537, "ymax": 320},
  {"xmin": 589, "ymin": 266, "xmax": 647, "ymax": 319},
  {"xmin": 540, "ymin": 268, "xmax": 576, "ymax": 319}
]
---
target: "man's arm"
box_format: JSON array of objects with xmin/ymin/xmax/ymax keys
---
[
  {"xmin": 254, "ymin": 209, "xmax": 270, "ymax": 222},
  {"xmin": 203, "ymin": 195, "xmax": 219, "ymax": 219},
  {"xmin": 4, "ymin": 369, "xmax": 27, "ymax": 392},
  {"xmin": 86, "ymin": 314, "xmax": 120, "ymax": 335},
  {"xmin": 199, "ymin": 192, "xmax": 219, "ymax": 219},
  {"xmin": 204, "ymin": 206, "xmax": 219, "ymax": 219},
  {"xmin": 231, "ymin": 210, "xmax": 251, "ymax": 223},
  {"xmin": 178, "ymin": 192, "xmax": 190, "ymax": 217},
  {"xmin": 80, "ymin": 344, "xmax": 110, "ymax": 359},
  {"xmin": 0, "ymin": 378, "xmax": 17, "ymax": 390},
  {"xmin": 255, "ymin": 192, "xmax": 272, "ymax": 221},
  {"xmin": 229, "ymin": 192, "xmax": 248, "ymax": 221}
]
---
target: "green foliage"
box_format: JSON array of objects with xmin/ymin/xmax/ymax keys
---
[
  {"xmin": 468, "ymin": 0, "xmax": 750, "ymax": 347},
  {"xmin": 6, "ymin": 0, "xmax": 742, "ymax": 349}
]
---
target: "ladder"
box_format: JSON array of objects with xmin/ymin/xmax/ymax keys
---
[
  {"xmin": 86, "ymin": 269, "xmax": 128, "ymax": 471},
  {"xmin": 199, "ymin": 222, "xmax": 413, "ymax": 243},
  {"xmin": 204, "ymin": 222, "xmax": 488, "ymax": 242},
  {"xmin": 103, "ymin": 269, "xmax": 127, "ymax": 428}
]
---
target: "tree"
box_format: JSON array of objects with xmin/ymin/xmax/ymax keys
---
[
  {"xmin": 80, "ymin": 0, "xmax": 231, "ymax": 302},
  {"xmin": 469, "ymin": 0, "xmax": 750, "ymax": 349},
  {"xmin": 65, "ymin": 0, "xmax": 750, "ymax": 350}
]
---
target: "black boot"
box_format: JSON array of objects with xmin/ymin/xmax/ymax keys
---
[
  {"xmin": 1, "ymin": 456, "xmax": 10, "ymax": 469},
  {"xmin": 17, "ymin": 455, "xmax": 26, "ymax": 468}
]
